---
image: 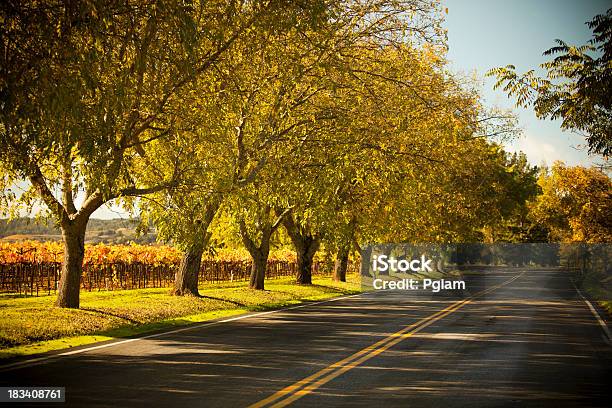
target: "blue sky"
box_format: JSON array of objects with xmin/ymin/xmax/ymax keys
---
[{"xmin": 442, "ymin": 0, "xmax": 610, "ymax": 168}]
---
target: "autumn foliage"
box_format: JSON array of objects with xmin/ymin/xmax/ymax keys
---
[{"xmin": 0, "ymin": 241, "xmax": 299, "ymax": 265}]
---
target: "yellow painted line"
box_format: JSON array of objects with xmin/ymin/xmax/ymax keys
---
[
  {"xmin": 273, "ymin": 301, "xmax": 465, "ymax": 407},
  {"xmin": 248, "ymin": 298, "xmax": 470, "ymax": 408},
  {"xmin": 251, "ymin": 272, "xmax": 523, "ymax": 408}
]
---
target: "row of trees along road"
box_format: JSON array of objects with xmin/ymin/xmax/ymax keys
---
[{"xmin": 2, "ymin": 1, "xmax": 529, "ymax": 308}]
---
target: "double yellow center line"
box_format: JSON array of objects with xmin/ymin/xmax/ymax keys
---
[{"xmin": 249, "ymin": 272, "xmax": 524, "ymax": 408}]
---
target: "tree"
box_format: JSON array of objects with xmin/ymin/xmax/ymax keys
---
[
  {"xmin": 268, "ymin": 2, "xmax": 449, "ymax": 284},
  {"xmin": 0, "ymin": 0, "xmax": 289, "ymax": 307},
  {"xmin": 530, "ymin": 162, "xmax": 611, "ymax": 243},
  {"xmin": 478, "ymin": 151, "xmax": 541, "ymax": 243},
  {"xmin": 239, "ymin": 206, "xmax": 287, "ymax": 290},
  {"xmin": 265, "ymin": 37, "xmax": 524, "ymax": 283},
  {"xmin": 215, "ymin": 12, "xmax": 342, "ymax": 289},
  {"xmin": 487, "ymin": 8, "xmax": 612, "ymax": 157},
  {"xmin": 136, "ymin": 0, "xmax": 336, "ymax": 295},
  {"xmin": 223, "ymin": 166, "xmax": 290, "ymax": 290},
  {"xmin": 135, "ymin": 68, "xmax": 238, "ymax": 296},
  {"xmin": 141, "ymin": 0, "xmax": 448, "ymax": 290},
  {"xmin": 316, "ymin": 42, "xmax": 523, "ymax": 256}
]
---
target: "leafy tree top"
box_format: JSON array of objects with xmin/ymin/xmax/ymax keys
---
[{"xmin": 488, "ymin": 8, "xmax": 612, "ymax": 158}]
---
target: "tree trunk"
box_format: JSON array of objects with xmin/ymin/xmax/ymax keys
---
[
  {"xmin": 359, "ymin": 245, "xmax": 373, "ymax": 277},
  {"xmin": 56, "ymin": 221, "xmax": 87, "ymax": 308},
  {"xmin": 240, "ymin": 206, "xmax": 285, "ymax": 291},
  {"xmin": 173, "ymin": 201, "xmax": 220, "ymax": 296},
  {"xmin": 249, "ymin": 253, "xmax": 267, "ymax": 290},
  {"xmin": 246, "ymin": 239, "xmax": 270, "ymax": 290},
  {"xmin": 333, "ymin": 244, "xmax": 350, "ymax": 282},
  {"xmin": 296, "ymin": 250, "xmax": 312, "ymax": 284},
  {"xmin": 173, "ymin": 240, "xmax": 205, "ymax": 296},
  {"xmin": 281, "ymin": 214, "xmax": 320, "ymax": 285},
  {"xmin": 295, "ymin": 236, "xmax": 320, "ymax": 284}
]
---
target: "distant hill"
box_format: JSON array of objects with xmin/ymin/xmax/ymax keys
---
[{"xmin": 0, "ymin": 218, "xmax": 158, "ymax": 244}]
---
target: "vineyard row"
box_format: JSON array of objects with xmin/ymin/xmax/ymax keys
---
[{"xmin": 0, "ymin": 259, "xmax": 358, "ymax": 296}]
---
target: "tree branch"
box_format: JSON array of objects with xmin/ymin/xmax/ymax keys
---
[
  {"xmin": 28, "ymin": 167, "xmax": 68, "ymax": 225},
  {"xmin": 61, "ymin": 163, "xmax": 77, "ymax": 216},
  {"xmin": 271, "ymin": 206, "xmax": 292, "ymax": 233}
]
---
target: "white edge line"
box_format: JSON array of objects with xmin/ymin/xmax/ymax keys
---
[
  {"xmin": 0, "ymin": 292, "xmax": 365, "ymax": 372},
  {"xmin": 571, "ymin": 280, "xmax": 611, "ymax": 343}
]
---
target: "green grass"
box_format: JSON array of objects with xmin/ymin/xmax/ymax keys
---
[
  {"xmin": 0, "ymin": 275, "xmax": 361, "ymax": 359},
  {"xmin": 579, "ymin": 272, "xmax": 612, "ymax": 316}
]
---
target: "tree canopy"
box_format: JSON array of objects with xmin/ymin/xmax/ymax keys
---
[
  {"xmin": 530, "ymin": 163, "xmax": 611, "ymax": 243},
  {"xmin": 488, "ymin": 8, "xmax": 612, "ymax": 158},
  {"xmin": 3, "ymin": 1, "xmax": 601, "ymax": 306}
]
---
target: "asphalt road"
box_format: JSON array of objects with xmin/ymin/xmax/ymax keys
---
[{"xmin": 1, "ymin": 267, "xmax": 610, "ymax": 407}]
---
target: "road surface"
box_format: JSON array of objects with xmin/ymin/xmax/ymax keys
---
[{"xmin": 1, "ymin": 268, "xmax": 610, "ymax": 407}]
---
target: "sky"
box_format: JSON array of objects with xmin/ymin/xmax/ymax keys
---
[{"xmin": 442, "ymin": 0, "xmax": 611, "ymax": 168}]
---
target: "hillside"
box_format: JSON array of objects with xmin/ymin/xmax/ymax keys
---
[{"xmin": 0, "ymin": 218, "xmax": 157, "ymax": 244}]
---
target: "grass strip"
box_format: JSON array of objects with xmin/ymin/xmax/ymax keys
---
[{"xmin": 0, "ymin": 276, "xmax": 360, "ymax": 359}]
